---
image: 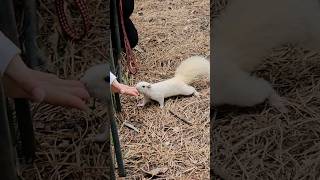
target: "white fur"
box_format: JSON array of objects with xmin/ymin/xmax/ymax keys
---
[
  {"xmin": 212, "ymin": 0, "xmax": 320, "ymax": 112},
  {"xmin": 136, "ymin": 56, "xmax": 210, "ymax": 108},
  {"xmin": 174, "ymin": 56, "xmax": 210, "ymax": 84}
]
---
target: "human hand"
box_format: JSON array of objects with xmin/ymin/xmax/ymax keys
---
[
  {"xmin": 111, "ymin": 80, "xmax": 139, "ymax": 97},
  {"xmin": 3, "ymin": 55, "xmax": 90, "ymax": 110}
]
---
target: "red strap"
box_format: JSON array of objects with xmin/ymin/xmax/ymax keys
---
[
  {"xmin": 119, "ymin": 0, "xmax": 138, "ymax": 74},
  {"xmin": 55, "ymin": 0, "xmax": 91, "ymax": 41}
]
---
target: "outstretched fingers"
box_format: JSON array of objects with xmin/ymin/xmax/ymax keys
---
[
  {"xmin": 44, "ymin": 88, "xmax": 89, "ymax": 110},
  {"xmin": 60, "ymin": 86, "xmax": 90, "ymax": 101}
]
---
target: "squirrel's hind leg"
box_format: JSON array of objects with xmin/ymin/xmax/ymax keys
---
[
  {"xmin": 180, "ymin": 85, "xmax": 199, "ymax": 97},
  {"xmin": 214, "ymin": 66, "xmax": 288, "ymax": 112}
]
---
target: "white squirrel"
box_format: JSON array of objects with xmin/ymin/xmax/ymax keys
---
[
  {"xmin": 136, "ymin": 56, "xmax": 210, "ymax": 108},
  {"xmin": 212, "ymin": 0, "xmax": 320, "ymax": 112}
]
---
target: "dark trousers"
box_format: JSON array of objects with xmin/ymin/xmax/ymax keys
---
[
  {"xmin": 111, "ymin": 0, "xmax": 138, "ymax": 49},
  {"xmin": 0, "ymin": 0, "xmax": 20, "ymax": 179}
]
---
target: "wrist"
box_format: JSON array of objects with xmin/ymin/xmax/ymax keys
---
[
  {"xmin": 111, "ymin": 79, "xmax": 120, "ymax": 87},
  {"xmin": 111, "ymin": 80, "xmax": 126, "ymax": 94},
  {"xmin": 5, "ymin": 54, "xmax": 30, "ymax": 77},
  {"xmin": 111, "ymin": 80, "xmax": 120, "ymax": 92}
]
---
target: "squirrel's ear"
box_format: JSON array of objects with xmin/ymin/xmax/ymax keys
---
[{"xmin": 147, "ymin": 84, "xmax": 151, "ymax": 88}]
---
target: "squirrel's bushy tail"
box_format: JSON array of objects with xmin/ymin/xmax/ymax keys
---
[{"xmin": 174, "ymin": 56, "xmax": 210, "ymax": 84}]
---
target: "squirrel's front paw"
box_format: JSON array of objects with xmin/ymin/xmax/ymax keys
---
[
  {"xmin": 137, "ymin": 102, "xmax": 145, "ymax": 107},
  {"xmin": 269, "ymin": 93, "xmax": 289, "ymax": 113},
  {"xmin": 137, "ymin": 100, "xmax": 145, "ymax": 107}
]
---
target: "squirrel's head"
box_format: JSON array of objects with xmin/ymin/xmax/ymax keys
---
[{"xmin": 135, "ymin": 81, "xmax": 152, "ymax": 93}]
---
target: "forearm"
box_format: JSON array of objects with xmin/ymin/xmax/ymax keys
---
[
  {"xmin": 110, "ymin": 72, "xmax": 121, "ymax": 93},
  {"xmin": 109, "ymin": 71, "xmax": 139, "ymax": 96},
  {"xmin": 0, "ymin": 31, "xmax": 21, "ymax": 76}
]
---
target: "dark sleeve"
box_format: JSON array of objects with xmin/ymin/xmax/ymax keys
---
[{"xmin": 0, "ymin": 30, "xmax": 21, "ymax": 76}]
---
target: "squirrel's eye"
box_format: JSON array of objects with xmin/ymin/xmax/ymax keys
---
[{"xmin": 142, "ymin": 85, "xmax": 145, "ymax": 88}]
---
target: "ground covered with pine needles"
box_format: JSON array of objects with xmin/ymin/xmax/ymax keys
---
[
  {"xmin": 212, "ymin": 1, "xmax": 320, "ymax": 179},
  {"xmin": 19, "ymin": 0, "xmax": 210, "ymax": 179},
  {"xmin": 117, "ymin": 0, "xmax": 210, "ymax": 179}
]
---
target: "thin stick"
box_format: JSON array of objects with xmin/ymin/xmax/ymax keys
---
[{"xmin": 169, "ymin": 110, "xmax": 192, "ymax": 126}]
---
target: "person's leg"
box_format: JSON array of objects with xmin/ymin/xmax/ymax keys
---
[
  {"xmin": 122, "ymin": 0, "xmax": 134, "ymax": 18},
  {"xmin": 122, "ymin": 18, "xmax": 138, "ymax": 48},
  {"xmin": 111, "ymin": 0, "xmax": 138, "ymax": 49},
  {"xmin": 122, "ymin": 0, "xmax": 138, "ymax": 48}
]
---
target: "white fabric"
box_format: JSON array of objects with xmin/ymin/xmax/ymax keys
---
[
  {"xmin": 0, "ymin": 31, "xmax": 21, "ymax": 76},
  {"xmin": 110, "ymin": 72, "xmax": 117, "ymax": 84}
]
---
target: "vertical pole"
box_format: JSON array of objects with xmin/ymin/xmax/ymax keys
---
[
  {"xmin": 111, "ymin": 0, "xmax": 123, "ymax": 112},
  {"xmin": 110, "ymin": 114, "xmax": 126, "ymax": 177},
  {"xmin": 110, "ymin": 35, "xmax": 122, "ymax": 112},
  {"xmin": 23, "ymin": 0, "xmax": 46, "ymax": 69},
  {"xmin": 109, "ymin": 36, "xmax": 126, "ymax": 177},
  {"xmin": 111, "ymin": 0, "xmax": 122, "ymax": 61},
  {"xmin": 0, "ymin": 0, "xmax": 36, "ymax": 164},
  {"xmin": 14, "ymin": 99, "xmax": 35, "ymax": 163},
  {"xmin": 0, "ymin": 79, "xmax": 18, "ymax": 180}
]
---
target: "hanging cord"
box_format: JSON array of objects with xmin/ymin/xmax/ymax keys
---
[
  {"xmin": 119, "ymin": 0, "xmax": 138, "ymax": 74},
  {"xmin": 55, "ymin": 0, "xmax": 91, "ymax": 41}
]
